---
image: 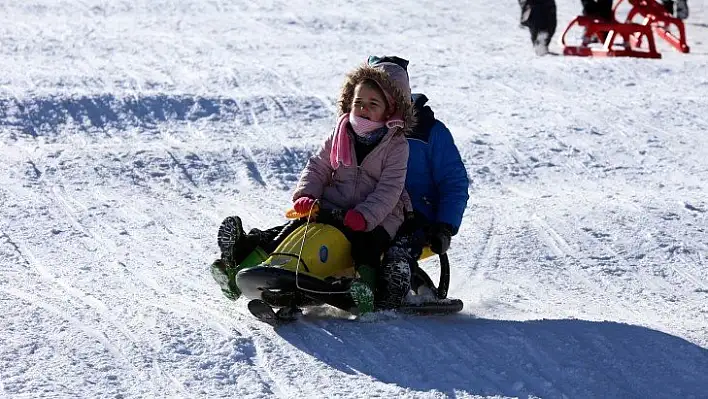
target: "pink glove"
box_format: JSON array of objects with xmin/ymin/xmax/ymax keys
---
[
  {"xmin": 344, "ymin": 210, "xmax": 367, "ymax": 232},
  {"xmin": 293, "ymin": 197, "xmax": 316, "ymax": 214}
]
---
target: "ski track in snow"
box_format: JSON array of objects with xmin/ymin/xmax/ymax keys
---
[{"xmin": 2, "ymin": 0, "xmax": 708, "ymax": 398}]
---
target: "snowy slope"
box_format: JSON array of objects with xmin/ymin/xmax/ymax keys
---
[{"xmin": 1, "ymin": 0, "xmax": 707, "ymax": 397}]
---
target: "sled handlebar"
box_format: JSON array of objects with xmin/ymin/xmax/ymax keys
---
[
  {"xmin": 437, "ymin": 253, "xmax": 450, "ymax": 299},
  {"xmin": 285, "ymin": 204, "xmax": 320, "ymax": 220},
  {"xmin": 286, "ymin": 206, "xmax": 348, "ymax": 227}
]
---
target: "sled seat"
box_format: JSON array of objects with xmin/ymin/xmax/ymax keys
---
[
  {"xmin": 618, "ymin": 0, "xmax": 690, "ymax": 53},
  {"xmin": 562, "ymin": 15, "xmax": 661, "ymax": 58}
]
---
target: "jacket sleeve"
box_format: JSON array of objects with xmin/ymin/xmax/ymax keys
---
[
  {"xmin": 430, "ymin": 122, "xmax": 470, "ymax": 235},
  {"xmin": 355, "ymin": 136, "xmax": 409, "ymax": 231},
  {"xmin": 292, "ymin": 133, "xmax": 334, "ymax": 201}
]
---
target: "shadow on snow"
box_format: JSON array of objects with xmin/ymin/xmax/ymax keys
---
[
  {"xmin": 0, "ymin": 94, "xmax": 330, "ymax": 136},
  {"xmin": 277, "ymin": 316, "xmax": 708, "ymax": 398}
]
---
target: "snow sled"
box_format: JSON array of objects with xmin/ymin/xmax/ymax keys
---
[
  {"xmin": 617, "ymin": 0, "xmax": 690, "ymax": 53},
  {"xmin": 561, "ymin": 15, "xmax": 661, "ymax": 58},
  {"xmin": 561, "ymin": 0, "xmax": 690, "ymax": 58},
  {"xmin": 234, "ymin": 206, "xmax": 463, "ymax": 323}
]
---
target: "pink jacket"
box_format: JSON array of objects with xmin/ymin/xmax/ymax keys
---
[
  {"xmin": 292, "ymin": 62, "xmax": 416, "ymax": 238},
  {"xmin": 293, "ymin": 125, "xmax": 409, "ymax": 238}
]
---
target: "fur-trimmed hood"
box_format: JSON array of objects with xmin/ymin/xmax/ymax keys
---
[{"xmin": 336, "ymin": 63, "xmax": 416, "ymax": 135}]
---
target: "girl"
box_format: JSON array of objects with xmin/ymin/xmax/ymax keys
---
[
  {"xmin": 290, "ymin": 57, "xmax": 415, "ymax": 313},
  {"xmin": 213, "ymin": 57, "xmax": 415, "ymax": 314}
]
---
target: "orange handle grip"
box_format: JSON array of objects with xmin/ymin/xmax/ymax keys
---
[{"xmin": 285, "ymin": 204, "xmax": 319, "ymax": 219}]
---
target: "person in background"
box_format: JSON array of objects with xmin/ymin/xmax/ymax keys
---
[
  {"xmin": 580, "ymin": 0, "xmax": 689, "ymax": 21},
  {"xmin": 580, "ymin": 0, "xmax": 613, "ymax": 21},
  {"xmin": 661, "ymin": 0, "xmax": 689, "ymax": 20},
  {"xmin": 518, "ymin": 0, "xmax": 558, "ymax": 56}
]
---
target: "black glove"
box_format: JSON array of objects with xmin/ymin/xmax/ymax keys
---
[{"xmin": 428, "ymin": 223, "xmax": 453, "ymax": 254}]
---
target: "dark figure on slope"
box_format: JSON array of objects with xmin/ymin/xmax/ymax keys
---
[
  {"xmin": 518, "ymin": 0, "xmax": 558, "ymax": 55},
  {"xmin": 580, "ymin": 0, "xmax": 689, "ymax": 21},
  {"xmin": 660, "ymin": 0, "xmax": 689, "ymax": 19},
  {"xmin": 581, "ymin": 0, "xmax": 614, "ymax": 21}
]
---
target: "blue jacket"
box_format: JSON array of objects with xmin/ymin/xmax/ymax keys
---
[{"xmin": 406, "ymin": 94, "xmax": 470, "ymax": 235}]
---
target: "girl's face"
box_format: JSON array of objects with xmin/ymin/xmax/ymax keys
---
[{"xmin": 351, "ymin": 82, "xmax": 388, "ymax": 122}]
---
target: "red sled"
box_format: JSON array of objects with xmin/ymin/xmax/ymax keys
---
[
  {"xmin": 617, "ymin": 0, "xmax": 690, "ymax": 53},
  {"xmin": 561, "ymin": 16, "xmax": 661, "ymax": 59}
]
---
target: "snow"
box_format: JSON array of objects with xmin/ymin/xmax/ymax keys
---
[{"xmin": 1, "ymin": 0, "xmax": 707, "ymax": 397}]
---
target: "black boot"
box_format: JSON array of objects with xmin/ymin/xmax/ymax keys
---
[
  {"xmin": 217, "ymin": 216, "xmax": 258, "ymax": 267},
  {"xmin": 377, "ymin": 252, "xmax": 412, "ymax": 310},
  {"xmin": 213, "ymin": 216, "xmax": 266, "ymax": 300}
]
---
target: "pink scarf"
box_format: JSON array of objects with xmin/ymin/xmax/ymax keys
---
[{"xmin": 330, "ymin": 114, "xmax": 353, "ymax": 169}]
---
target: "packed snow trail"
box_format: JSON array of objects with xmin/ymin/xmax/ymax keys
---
[{"xmin": 1, "ymin": 0, "xmax": 707, "ymax": 397}]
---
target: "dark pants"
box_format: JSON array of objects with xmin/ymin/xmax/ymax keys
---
[
  {"xmin": 348, "ymin": 227, "xmax": 391, "ymax": 269},
  {"xmin": 580, "ymin": 1, "xmax": 680, "ymax": 20},
  {"xmin": 383, "ymin": 220, "xmax": 427, "ymax": 270},
  {"xmin": 661, "ymin": 0, "xmax": 689, "ymax": 18},
  {"xmin": 519, "ymin": 0, "xmax": 558, "ymax": 47},
  {"xmin": 244, "ymin": 220, "xmax": 302, "ymax": 256},
  {"xmin": 581, "ymin": 0, "xmax": 614, "ymax": 21}
]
